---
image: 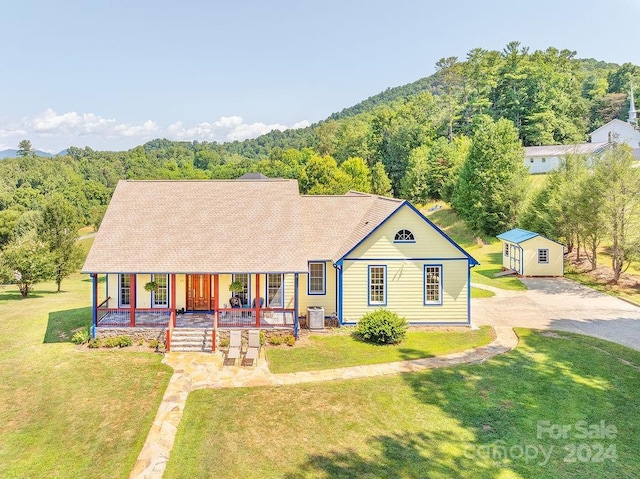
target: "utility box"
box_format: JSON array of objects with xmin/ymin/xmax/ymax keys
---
[{"xmin": 307, "ymin": 306, "xmax": 325, "ymax": 330}]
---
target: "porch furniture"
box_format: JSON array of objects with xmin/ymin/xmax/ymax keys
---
[
  {"xmin": 242, "ymin": 330, "xmax": 261, "ymax": 366},
  {"xmin": 225, "ymin": 330, "xmax": 242, "ymax": 366}
]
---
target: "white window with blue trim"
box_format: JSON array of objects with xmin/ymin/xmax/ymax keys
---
[
  {"xmin": 394, "ymin": 229, "xmax": 415, "ymax": 243},
  {"xmin": 308, "ymin": 262, "xmax": 325, "ymax": 295},
  {"xmin": 151, "ymin": 274, "xmax": 168, "ymax": 307},
  {"xmin": 368, "ymin": 265, "xmax": 387, "ymax": 305},
  {"xmin": 538, "ymin": 249, "xmax": 549, "ymax": 264},
  {"xmin": 424, "ymin": 265, "xmax": 442, "ymax": 305},
  {"xmin": 119, "ymin": 274, "xmax": 130, "ymax": 307}
]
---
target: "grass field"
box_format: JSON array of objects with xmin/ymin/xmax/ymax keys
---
[
  {"xmin": 426, "ymin": 205, "xmax": 526, "ymax": 291},
  {"xmin": 0, "ymin": 274, "xmax": 171, "ymax": 479},
  {"xmin": 267, "ymin": 326, "xmax": 495, "ymax": 373},
  {"xmin": 166, "ymin": 329, "xmax": 640, "ymax": 478}
]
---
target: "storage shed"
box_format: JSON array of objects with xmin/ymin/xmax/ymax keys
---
[{"xmin": 496, "ymin": 228, "xmax": 565, "ymax": 277}]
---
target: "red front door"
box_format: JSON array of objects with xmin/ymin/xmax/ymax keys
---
[{"xmin": 187, "ymin": 274, "xmax": 211, "ymax": 310}]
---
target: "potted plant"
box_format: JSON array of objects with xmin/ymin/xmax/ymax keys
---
[
  {"xmin": 229, "ymin": 280, "xmax": 243, "ymax": 294},
  {"xmin": 144, "ymin": 281, "xmax": 159, "ymax": 293},
  {"xmin": 228, "ymin": 280, "xmax": 244, "ymax": 308}
]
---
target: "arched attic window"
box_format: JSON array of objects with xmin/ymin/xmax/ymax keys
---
[{"xmin": 394, "ymin": 229, "xmax": 415, "ymax": 243}]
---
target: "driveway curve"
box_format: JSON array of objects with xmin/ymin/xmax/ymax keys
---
[{"xmin": 472, "ymin": 277, "xmax": 640, "ymax": 351}]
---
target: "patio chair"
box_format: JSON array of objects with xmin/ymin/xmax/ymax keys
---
[
  {"xmin": 224, "ymin": 330, "xmax": 242, "ymax": 366},
  {"xmin": 242, "ymin": 329, "xmax": 261, "ymax": 366}
]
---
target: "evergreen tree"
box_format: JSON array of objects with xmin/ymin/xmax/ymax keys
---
[
  {"xmin": 371, "ymin": 162, "xmax": 393, "ymax": 197},
  {"xmin": 453, "ymin": 115, "xmax": 527, "ymax": 235}
]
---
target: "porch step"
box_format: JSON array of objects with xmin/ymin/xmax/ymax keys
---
[{"xmin": 169, "ymin": 328, "xmax": 214, "ymax": 352}]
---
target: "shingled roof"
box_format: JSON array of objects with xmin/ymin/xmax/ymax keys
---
[{"xmin": 82, "ymin": 180, "xmax": 404, "ymax": 274}]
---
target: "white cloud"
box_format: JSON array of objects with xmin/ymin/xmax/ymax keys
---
[{"xmin": 0, "ymin": 110, "xmax": 310, "ymax": 152}]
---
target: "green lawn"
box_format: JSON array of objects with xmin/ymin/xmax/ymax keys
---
[
  {"xmin": 426, "ymin": 205, "xmax": 526, "ymax": 291},
  {"xmin": 0, "ymin": 274, "xmax": 171, "ymax": 479},
  {"xmin": 268, "ymin": 326, "xmax": 495, "ymax": 373},
  {"xmin": 166, "ymin": 329, "xmax": 640, "ymax": 478}
]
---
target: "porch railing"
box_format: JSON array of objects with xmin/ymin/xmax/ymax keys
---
[
  {"xmin": 96, "ymin": 308, "xmax": 170, "ymax": 327},
  {"xmin": 217, "ymin": 308, "xmax": 295, "ymax": 328},
  {"xmin": 96, "ymin": 307, "xmax": 295, "ymax": 329}
]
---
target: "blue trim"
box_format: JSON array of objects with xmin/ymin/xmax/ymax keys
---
[
  {"xmin": 336, "ymin": 202, "xmax": 478, "ymax": 266},
  {"xmin": 467, "ymin": 263, "xmax": 472, "ymax": 325},
  {"xmin": 307, "ymin": 261, "xmax": 326, "ymax": 295},
  {"xmin": 91, "ymin": 274, "xmax": 97, "ymax": 337},
  {"xmin": 338, "ymin": 264, "xmax": 344, "ymax": 325},
  {"xmin": 344, "ymin": 257, "xmax": 468, "ymax": 262},
  {"xmin": 537, "ymin": 248, "xmax": 549, "ymax": 264},
  {"xmin": 497, "ymin": 228, "xmax": 566, "ymax": 247},
  {"xmin": 294, "ymin": 273, "xmax": 299, "ymax": 339},
  {"xmin": 393, "ymin": 240, "xmax": 416, "ymax": 244},
  {"xmin": 423, "ymin": 264, "xmax": 443, "ymax": 306},
  {"xmin": 367, "ymin": 265, "xmax": 387, "ymax": 306}
]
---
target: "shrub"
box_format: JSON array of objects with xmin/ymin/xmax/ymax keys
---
[
  {"xmin": 87, "ymin": 338, "xmax": 102, "ymax": 348},
  {"xmin": 102, "ymin": 335, "xmax": 133, "ymax": 348},
  {"xmin": 283, "ymin": 334, "xmax": 296, "ymax": 347},
  {"xmin": 148, "ymin": 339, "xmax": 159, "ymax": 350},
  {"xmin": 71, "ymin": 329, "xmax": 90, "ymax": 345},
  {"xmin": 219, "ymin": 338, "xmax": 230, "ymax": 348},
  {"xmin": 355, "ymin": 309, "xmax": 408, "ymax": 344},
  {"xmin": 268, "ymin": 335, "xmax": 283, "ymax": 346}
]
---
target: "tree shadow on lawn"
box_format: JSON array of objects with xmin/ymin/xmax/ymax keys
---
[
  {"xmin": 0, "ymin": 288, "xmax": 58, "ymax": 301},
  {"xmin": 283, "ymin": 430, "xmax": 506, "ymax": 479},
  {"xmin": 43, "ymin": 306, "xmax": 92, "ymax": 343},
  {"xmin": 399, "ymin": 330, "xmax": 640, "ymax": 478}
]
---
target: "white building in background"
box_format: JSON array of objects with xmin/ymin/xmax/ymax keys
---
[
  {"xmin": 524, "ymin": 89, "xmax": 640, "ymax": 173},
  {"xmin": 524, "ymin": 143, "xmax": 608, "ymax": 174}
]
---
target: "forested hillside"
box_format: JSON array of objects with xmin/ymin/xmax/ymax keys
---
[{"xmin": 1, "ymin": 42, "xmax": 639, "ymax": 249}]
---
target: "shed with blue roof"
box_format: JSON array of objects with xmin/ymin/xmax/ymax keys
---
[{"xmin": 496, "ymin": 228, "xmax": 565, "ymax": 277}]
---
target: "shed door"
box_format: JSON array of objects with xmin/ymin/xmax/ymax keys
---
[{"xmin": 187, "ymin": 274, "xmax": 211, "ymax": 310}]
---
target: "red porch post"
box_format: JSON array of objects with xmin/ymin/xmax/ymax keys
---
[
  {"xmin": 213, "ymin": 274, "xmax": 219, "ymax": 352},
  {"xmin": 255, "ymin": 273, "xmax": 260, "ymax": 327},
  {"xmin": 171, "ymin": 274, "xmax": 177, "ymax": 327},
  {"xmin": 129, "ymin": 274, "xmax": 136, "ymax": 327}
]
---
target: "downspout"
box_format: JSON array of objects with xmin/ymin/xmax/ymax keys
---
[
  {"xmin": 91, "ymin": 273, "xmax": 98, "ymax": 338},
  {"xmin": 294, "ymin": 273, "xmax": 299, "ymax": 339}
]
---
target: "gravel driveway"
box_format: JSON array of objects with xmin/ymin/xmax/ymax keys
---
[{"xmin": 472, "ymin": 278, "xmax": 640, "ymax": 351}]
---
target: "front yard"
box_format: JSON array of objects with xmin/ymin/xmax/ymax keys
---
[
  {"xmin": 267, "ymin": 326, "xmax": 495, "ymax": 373},
  {"xmin": 166, "ymin": 329, "xmax": 640, "ymax": 478},
  {"xmin": 0, "ymin": 274, "xmax": 171, "ymax": 479}
]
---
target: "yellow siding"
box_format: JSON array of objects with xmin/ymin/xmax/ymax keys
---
[
  {"xmin": 342, "ymin": 204, "xmax": 471, "ymax": 324},
  {"xmin": 342, "ymin": 259, "xmax": 469, "ymax": 323},
  {"xmin": 106, "ymin": 273, "xmax": 118, "ymax": 307},
  {"xmin": 348, "ymin": 205, "xmax": 466, "ymax": 259},
  {"xmin": 298, "ymin": 262, "xmax": 338, "ymax": 315},
  {"xmin": 522, "ymin": 237, "xmax": 564, "ymax": 276},
  {"xmin": 175, "ymin": 274, "xmax": 186, "ymax": 309}
]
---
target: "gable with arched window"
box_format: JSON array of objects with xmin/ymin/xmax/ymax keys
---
[{"xmin": 394, "ymin": 229, "xmax": 415, "ymax": 243}]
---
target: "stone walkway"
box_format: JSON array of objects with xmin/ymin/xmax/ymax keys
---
[{"xmin": 129, "ymin": 326, "xmax": 518, "ymax": 479}]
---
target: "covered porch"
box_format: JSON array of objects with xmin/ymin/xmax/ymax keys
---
[{"xmin": 90, "ymin": 272, "xmax": 301, "ymax": 351}]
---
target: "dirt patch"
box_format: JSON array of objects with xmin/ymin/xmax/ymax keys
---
[{"xmin": 566, "ymin": 251, "xmax": 640, "ymax": 292}]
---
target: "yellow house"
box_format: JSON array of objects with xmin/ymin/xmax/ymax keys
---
[
  {"xmin": 83, "ymin": 178, "xmax": 478, "ymax": 351},
  {"xmin": 497, "ymin": 228, "xmax": 565, "ymax": 277}
]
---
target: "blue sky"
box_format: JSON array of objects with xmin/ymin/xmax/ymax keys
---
[{"xmin": 1, "ymin": 0, "xmax": 639, "ymax": 152}]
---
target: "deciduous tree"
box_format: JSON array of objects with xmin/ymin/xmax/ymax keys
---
[{"xmin": 0, "ymin": 236, "xmax": 55, "ymax": 297}]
